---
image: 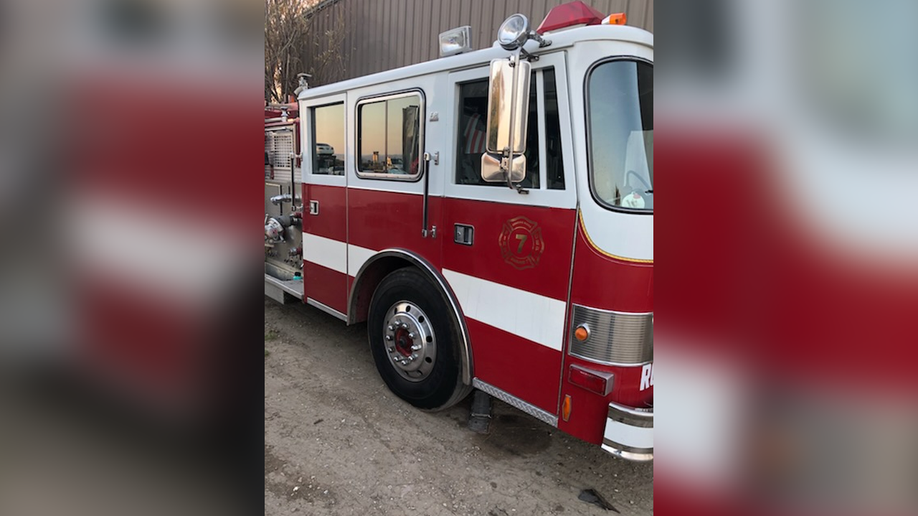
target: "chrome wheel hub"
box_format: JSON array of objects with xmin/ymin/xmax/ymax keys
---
[{"xmin": 383, "ymin": 301, "xmax": 436, "ymax": 382}]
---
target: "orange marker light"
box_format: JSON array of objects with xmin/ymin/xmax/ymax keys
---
[
  {"xmin": 574, "ymin": 325, "xmax": 590, "ymax": 341},
  {"xmin": 562, "ymin": 395, "xmax": 572, "ymax": 421},
  {"xmin": 602, "ymin": 13, "xmax": 627, "ymax": 26}
]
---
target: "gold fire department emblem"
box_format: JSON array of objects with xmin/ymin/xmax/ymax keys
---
[{"xmin": 499, "ymin": 216, "xmax": 544, "ymax": 270}]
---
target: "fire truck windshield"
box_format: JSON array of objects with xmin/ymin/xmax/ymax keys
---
[{"xmin": 587, "ymin": 59, "xmax": 653, "ymax": 212}]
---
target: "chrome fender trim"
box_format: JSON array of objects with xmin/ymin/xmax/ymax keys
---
[
  {"xmin": 602, "ymin": 401, "xmax": 653, "ymax": 462},
  {"xmin": 348, "ymin": 248, "xmax": 474, "ymax": 386}
]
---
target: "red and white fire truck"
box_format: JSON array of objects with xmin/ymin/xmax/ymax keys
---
[{"xmin": 265, "ymin": 1, "xmax": 653, "ymax": 461}]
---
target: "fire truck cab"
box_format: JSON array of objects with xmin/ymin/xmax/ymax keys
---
[{"xmin": 265, "ymin": 1, "xmax": 653, "ymax": 461}]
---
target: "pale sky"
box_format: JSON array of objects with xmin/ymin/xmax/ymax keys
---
[{"xmin": 314, "ymin": 103, "xmax": 345, "ymax": 155}]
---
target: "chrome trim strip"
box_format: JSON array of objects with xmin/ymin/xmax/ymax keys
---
[
  {"xmin": 602, "ymin": 438, "xmax": 653, "ymax": 455},
  {"xmin": 348, "ymin": 248, "xmax": 474, "ymax": 386},
  {"xmin": 569, "ymin": 304, "xmax": 653, "ymax": 366},
  {"xmin": 265, "ymin": 273, "xmax": 304, "ymax": 298},
  {"xmin": 306, "ymin": 297, "xmax": 347, "ymax": 322},
  {"xmin": 607, "ymin": 401, "xmax": 653, "ymax": 427},
  {"xmin": 569, "ymin": 355, "xmax": 653, "ymax": 368},
  {"xmin": 472, "ymin": 378, "xmax": 558, "ymax": 427},
  {"xmin": 601, "ymin": 439, "xmax": 653, "ymax": 462},
  {"xmin": 576, "ymin": 305, "xmax": 653, "ymax": 317}
]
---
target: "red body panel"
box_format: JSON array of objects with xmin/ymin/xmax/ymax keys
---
[
  {"xmin": 347, "ymin": 188, "xmax": 441, "ymax": 265},
  {"xmin": 441, "ymin": 198, "xmax": 576, "ymax": 302},
  {"xmin": 466, "ymin": 319, "xmax": 563, "ymax": 414},
  {"xmin": 301, "ymin": 184, "xmax": 347, "ymax": 241},
  {"xmin": 557, "ymin": 355, "xmax": 653, "ymax": 445},
  {"xmin": 440, "ymin": 197, "xmax": 577, "ymax": 413},
  {"xmin": 570, "ymin": 222, "xmax": 654, "ymax": 313},
  {"xmin": 300, "ymin": 184, "xmax": 347, "ymax": 311},
  {"xmin": 305, "ymin": 263, "xmax": 348, "ymax": 314},
  {"xmin": 557, "ymin": 215, "xmax": 654, "ymax": 445}
]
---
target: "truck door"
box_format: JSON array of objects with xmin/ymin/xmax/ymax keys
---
[
  {"xmin": 345, "ymin": 84, "xmax": 440, "ymax": 288},
  {"xmin": 300, "ymin": 94, "xmax": 349, "ymax": 317},
  {"xmin": 442, "ymin": 53, "xmax": 576, "ymax": 417}
]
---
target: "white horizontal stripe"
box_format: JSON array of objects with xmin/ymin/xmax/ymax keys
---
[
  {"xmin": 604, "ymin": 418, "xmax": 653, "ymax": 450},
  {"xmin": 347, "ymin": 244, "xmax": 376, "ymax": 277},
  {"xmin": 303, "ymin": 233, "xmax": 347, "ymax": 274},
  {"xmin": 443, "ymin": 269, "xmax": 566, "ymax": 351},
  {"xmin": 69, "ymin": 195, "xmax": 245, "ymax": 306}
]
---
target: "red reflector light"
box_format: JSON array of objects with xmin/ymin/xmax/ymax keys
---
[
  {"xmin": 536, "ymin": 0, "xmax": 606, "ymax": 34},
  {"xmin": 568, "ymin": 364, "xmax": 614, "ymax": 396}
]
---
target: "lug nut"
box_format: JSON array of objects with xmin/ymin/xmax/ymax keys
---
[
  {"xmin": 385, "ymin": 335, "xmax": 392, "ymax": 341},
  {"xmin": 387, "ymin": 325, "xmax": 395, "ymax": 331},
  {"xmin": 408, "ymin": 332, "xmax": 416, "ymax": 339},
  {"xmin": 411, "ymin": 344, "xmax": 421, "ymax": 351},
  {"xmin": 387, "ymin": 347, "xmax": 395, "ymax": 352}
]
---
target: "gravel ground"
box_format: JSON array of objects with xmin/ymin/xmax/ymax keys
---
[{"xmin": 265, "ymin": 298, "xmax": 653, "ymax": 515}]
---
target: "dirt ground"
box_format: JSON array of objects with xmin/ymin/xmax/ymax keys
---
[{"xmin": 265, "ymin": 298, "xmax": 654, "ymax": 516}]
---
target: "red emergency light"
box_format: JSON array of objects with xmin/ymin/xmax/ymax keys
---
[{"xmin": 537, "ymin": 1, "xmax": 621, "ymax": 34}]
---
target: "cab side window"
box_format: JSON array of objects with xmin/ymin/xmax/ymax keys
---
[
  {"xmin": 311, "ymin": 103, "xmax": 344, "ymax": 175},
  {"xmin": 356, "ymin": 93, "xmax": 423, "ymax": 180},
  {"xmin": 455, "ymin": 79, "xmax": 490, "ymax": 185},
  {"xmin": 455, "ymin": 68, "xmax": 564, "ymax": 190},
  {"xmin": 543, "ymin": 69, "xmax": 565, "ymax": 190}
]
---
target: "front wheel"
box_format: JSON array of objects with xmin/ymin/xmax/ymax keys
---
[{"xmin": 368, "ymin": 268, "xmax": 470, "ymax": 410}]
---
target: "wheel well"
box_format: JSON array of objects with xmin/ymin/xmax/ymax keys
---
[
  {"xmin": 348, "ymin": 250, "xmax": 474, "ymax": 386},
  {"xmin": 348, "ymin": 256, "xmax": 413, "ymax": 325}
]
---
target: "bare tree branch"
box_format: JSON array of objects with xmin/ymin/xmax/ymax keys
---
[{"xmin": 264, "ymin": 0, "xmax": 312, "ymax": 103}]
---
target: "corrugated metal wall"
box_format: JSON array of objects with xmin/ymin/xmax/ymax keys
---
[{"xmin": 301, "ymin": 0, "xmax": 653, "ymax": 86}]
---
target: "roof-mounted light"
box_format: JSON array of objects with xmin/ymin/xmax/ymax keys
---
[
  {"xmin": 496, "ymin": 13, "xmax": 550, "ymax": 52},
  {"xmin": 536, "ymin": 0, "xmax": 611, "ymax": 34},
  {"xmin": 602, "ymin": 13, "xmax": 627, "ymax": 26},
  {"xmin": 497, "ymin": 14, "xmax": 530, "ymax": 50},
  {"xmin": 439, "ymin": 26, "xmax": 473, "ymax": 57}
]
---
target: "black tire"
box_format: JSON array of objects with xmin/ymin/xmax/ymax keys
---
[{"xmin": 368, "ymin": 268, "xmax": 470, "ymax": 410}]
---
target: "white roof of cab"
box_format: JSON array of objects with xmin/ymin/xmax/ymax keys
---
[{"xmin": 298, "ymin": 25, "xmax": 653, "ymax": 101}]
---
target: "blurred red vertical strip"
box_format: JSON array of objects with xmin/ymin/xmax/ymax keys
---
[
  {"xmin": 65, "ymin": 73, "xmax": 262, "ymax": 416},
  {"xmin": 658, "ymin": 125, "xmax": 918, "ymax": 383},
  {"xmin": 79, "ymin": 272, "xmax": 200, "ymax": 403},
  {"xmin": 655, "ymin": 127, "xmax": 769, "ymax": 350},
  {"xmin": 752, "ymin": 191, "xmax": 918, "ymax": 388},
  {"xmin": 67, "ymin": 74, "xmax": 264, "ymax": 227}
]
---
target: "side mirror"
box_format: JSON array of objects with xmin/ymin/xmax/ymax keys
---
[{"xmin": 481, "ymin": 57, "xmax": 531, "ymax": 184}]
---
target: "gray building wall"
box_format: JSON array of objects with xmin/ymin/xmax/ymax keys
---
[{"xmin": 302, "ymin": 0, "xmax": 653, "ymax": 86}]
